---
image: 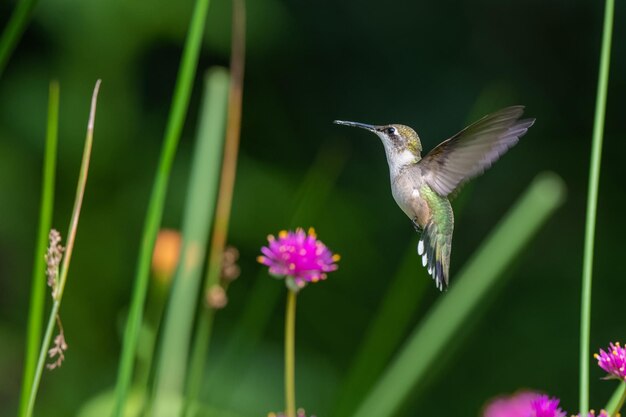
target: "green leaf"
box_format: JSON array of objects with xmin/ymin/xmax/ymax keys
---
[
  {"xmin": 18, "ymin": 80, "xmax": 59, "ymax": 417},
  {"xmin": 149, "ymin": 68, "xmax": 230, "ymax": 417}
]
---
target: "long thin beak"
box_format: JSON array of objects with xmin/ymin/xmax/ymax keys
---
[{"xmin": 333, "ymin": 120, "xmax": 377, "ymax": 132}]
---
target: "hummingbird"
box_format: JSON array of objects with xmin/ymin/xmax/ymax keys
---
[{"xmin": 334, "ymin": 106, "xmax": 534, "ymax": 290}]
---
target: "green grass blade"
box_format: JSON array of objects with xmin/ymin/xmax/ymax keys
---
[
  {"xmin": 26, "ymin": 80, "xmax": 101, "ymax": 417},
  {"xmin": 332, "ymin": 236, "xmax": 428, "ymax": 417},
  {"xmin": 0, "ymin": 0, "xmax": 38, "ymax": 76},
  {"xmin": 18, "ymin": 81, "xmax": 60, "ymax": 417},
  {"xmin": 149, "ymin": 67, "xmax": 230, "ymax": 417},
  {"xmin": 110, "ymin": 0, "xmax": 212, "ymax": 414},
  {"xmin": 184, "ymin": 1, "xmax": 245, "ymax": 413},
  {"xmin": 350, "ymin": 172, "xmax": 566, "ymax": 417},
  {"xmin": 579, "ymin": 0, "xmax": 614, "ymax": 413}
]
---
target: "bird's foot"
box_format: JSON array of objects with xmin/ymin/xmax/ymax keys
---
[{"xmin": 412, "ymin": 218, "xmax": 423, "ymax": 233}]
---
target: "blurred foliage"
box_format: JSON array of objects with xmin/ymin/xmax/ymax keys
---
[{"xmin": 1, "ymin": 0, "xmax": 625, "ymax": 416}]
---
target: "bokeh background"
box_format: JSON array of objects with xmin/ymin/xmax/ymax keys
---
[{"xmin": 1, "ymin": 0, "xmax": 625, "ymax": 416}]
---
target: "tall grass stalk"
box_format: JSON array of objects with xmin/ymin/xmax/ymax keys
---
[
  {"xmin": 579, "ymin": 0, "xmax": 614, "ymax": 413},
  {"xmin": 0, "ymin": 0, "xmax": 38, "ymax": 76},
  {"xmin": 184, "ymin": 0, "xmax": 246, "ymax": 411},
  {"xmin": 25, "ymin": 80, "xmax": 101, "ymax": 417},
  {"xmin": 351, "ymin": 173, "xmax": 565, "ymax": 417},
  {"xmin": 110, "ymin": 0, "xmax": 212, "ymax": 414},
  {"xmin": 18, "ymin": 81, "xmax": 60, "ymax": 417},
  {"xmin": 149, "ymin": 67, "xmax": 230, "ymax": 417},
  {"xmin": 204, "ymin": 0, "xmax": 246, "ymax": 287}
]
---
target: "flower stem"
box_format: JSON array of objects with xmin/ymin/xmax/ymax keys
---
[
  {"xmin": 579, "ymin": 0, "xmax": 614, "ymax": 414},
  {"xmin": 606, "ymin": 382, "xmax": 626, "ymax": 417},
  {"xmin": 609, "ymin": 390, "xmax": 626, "ymax": 416},
  {"xmin": 285, "ymin": 290, "xmax": 297, "ymax": 417}
]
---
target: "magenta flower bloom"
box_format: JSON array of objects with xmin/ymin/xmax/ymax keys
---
[
  {"xmin": 530, "ymin": 395, "xmax": 566, "ymax": 417},
  {"xmin": 595, "ymin": 342, "xmax": 626, "ymax": 380},
  {"xmin": 258, "ymin": 228, "xmax": 339, "ymax": 291},
  {"xmin": 483, "ymin": 391, "xmax": 538, "ymax": 417},
  {"xmin": 483, "ymin": 392, "xmax": 568, "ymax": 417}
]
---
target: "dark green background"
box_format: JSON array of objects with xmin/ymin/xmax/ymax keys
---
[{"xmin": 1, "ymin": 0, "xmax": 625, "ymax": 415}]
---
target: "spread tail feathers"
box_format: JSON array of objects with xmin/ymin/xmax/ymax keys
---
[{"xmin": 417, "ymin": 221, "xmax": 452, "ymax": 291}]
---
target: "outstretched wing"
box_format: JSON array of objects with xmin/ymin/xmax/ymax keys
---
[{"xmin": 419, "ymin": 106, "xmax": 534, "ymax": 197}]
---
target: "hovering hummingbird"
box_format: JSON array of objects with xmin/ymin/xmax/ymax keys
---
[{"xmin": 334, "ymin": 106, "xmax": 534, "ymax": 290}]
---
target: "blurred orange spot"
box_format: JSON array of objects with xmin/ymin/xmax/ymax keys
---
[{"xmin": 152, "ymin": 229, "xmax": 182, "ymax": 284}]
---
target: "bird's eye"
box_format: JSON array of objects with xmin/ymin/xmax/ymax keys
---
[{"xmin": 386, "ymin": 127, "xmax": 397, "ymax": 135}]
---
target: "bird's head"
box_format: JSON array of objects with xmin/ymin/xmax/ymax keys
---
[{"xmin": 333, "ymin": 121, "xmax": 422, "ymax": 157}]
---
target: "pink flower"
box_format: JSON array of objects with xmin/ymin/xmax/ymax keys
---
[
  {"xmin": 530, "ymin": 395, "xmax": 566, "ymax": 417},
  {"xmin": 483, "ymin": 391, "xmax": 538, "ymax": 417},
  {"xmin": 595, "ymin": 342, "xmax": 626, "ymax": 380},
  {"xmin": 483, "ymin": 392, "xmax": 567, "ymax": 417},
  {"xmin": 258, "ymin": 228, "xmax": 339, "ymax": 291}
]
